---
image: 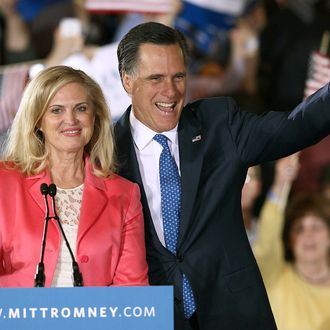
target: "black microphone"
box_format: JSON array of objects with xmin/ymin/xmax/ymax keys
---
[
  {"xmin": 48, "ymin": 183, "xmax": 84, "ymax": 287},
  {"xmin": 34, "ymin": 183, "xmax": 50, "ymax": 287}
]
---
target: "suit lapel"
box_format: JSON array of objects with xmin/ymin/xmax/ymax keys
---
[
  {"xmin": 177, "ymin": 107, "xmax": 203, "ymax": 248},
  {"xmin": 77, "ymin": 157, "xmax": 107, "ymax": 243},
  {"xmin": 27, "ymin": 171, "xmax": 59, "ymax": 251},
  {"xmin": 115, "ymin": 108, "xmax": 144, "ymax": 187},
  {"xmin": 115, "ymin": 109, "xmax": 164, "ymax": 250},
  {"xmin": 28, "ymin": 171, "xmax": 52, "ymax": 213}
]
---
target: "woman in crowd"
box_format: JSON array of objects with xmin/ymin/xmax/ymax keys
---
[
  {"xmin": 255, "ymin": 155, "xmax": 330, "ymax": 330},
  {"xmin": 0, "ymin": 65, "xmax": 148, "ymax": 287}
]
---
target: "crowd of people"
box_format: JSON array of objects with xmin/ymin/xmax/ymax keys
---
[{"xmin": 1, "ymin": 1, "xmax": 330, "ymax": 329}]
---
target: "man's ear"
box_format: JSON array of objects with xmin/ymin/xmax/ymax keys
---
[{"xmin": 122, "ymin": 72, "xmax": 133, "ymax": 95}]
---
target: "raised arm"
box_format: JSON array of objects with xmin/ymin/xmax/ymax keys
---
[{"xmin": 254, "ymin": 153, "xmax": 300, "ymax": 287}]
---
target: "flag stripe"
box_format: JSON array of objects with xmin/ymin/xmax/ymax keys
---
[{"xmin": 85, "ymin": 0, "xmax": 172, "ymax": 13}]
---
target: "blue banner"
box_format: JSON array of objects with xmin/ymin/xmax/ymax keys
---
[
  {"xmin": 0, "ymin": 286, "xmax": 173, "ymax": 330},
  {"xmin": 175, "ymin": 0, "xmax": 256, "ymax": 55}
]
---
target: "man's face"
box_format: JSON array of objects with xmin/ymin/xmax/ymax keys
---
[{"xmin": 122, "ymin": 43, "xmax": 187, "ymax": 132}]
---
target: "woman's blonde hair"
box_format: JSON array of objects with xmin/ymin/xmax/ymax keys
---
[{"xmin": 3, "ymin": 65, "xmax": 115, "ymax": 177}]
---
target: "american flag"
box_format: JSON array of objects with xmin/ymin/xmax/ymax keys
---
[
  {"xmin": 0, "ymin": 64, "xmax": 29, "ymax": 133},
  {"xmin": 84, "ymin": 0, "xmax": 173, "ymax": 13}
]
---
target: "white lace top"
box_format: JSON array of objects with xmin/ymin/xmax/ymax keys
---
[{"xmin": 51, "ymin": 184, "xmax": 84, "ymax": 287}]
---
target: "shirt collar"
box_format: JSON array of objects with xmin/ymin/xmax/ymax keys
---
[{"xmin": 130, "ymin": 109, "xmax": 178, "ymax": 151}]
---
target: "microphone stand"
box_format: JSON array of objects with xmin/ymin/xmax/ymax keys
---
[
  {"xmin": 48, "ymin": 184, "xmax": 84, "ymax": 287},
  {"xmin": 34, "ymin": 183, "xmax": 50, "ymax": 287}
]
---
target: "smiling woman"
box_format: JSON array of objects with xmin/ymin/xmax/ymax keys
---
[
  {"xmin": 255, "ymin": 190, "xmax": 330, "ymax": 330},
  {"xmin": 39, "ymin": 82, "xmax": 95, "ymax": 181},
  {"xmin": 4, "ymin": 65, "xmax": 114, "ymax": 179},
  {"xmin": 0, "ymin": 65, "xmax": 148, "ymax": 288}
]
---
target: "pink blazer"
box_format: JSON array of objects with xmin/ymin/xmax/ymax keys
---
[{"xmin": 0, "ymin": 157, "xmax": 148, "ymax": 287}]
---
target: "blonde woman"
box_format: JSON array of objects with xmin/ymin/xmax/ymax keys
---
[{"xmin": 0, "ymin": 66, "xmax": 148, "ymax": 287}]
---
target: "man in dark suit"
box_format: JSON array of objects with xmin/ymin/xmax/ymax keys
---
[{"xmin": 114, "ymin": 22, "xmax": 330, "ymax": 330}]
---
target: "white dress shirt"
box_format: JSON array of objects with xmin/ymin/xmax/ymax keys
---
[{"xmin": 130, "ymin": 110, "xmax": 180, "ymax": 246}]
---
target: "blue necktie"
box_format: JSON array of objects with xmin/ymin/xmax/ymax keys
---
[{"xmin": 153, "ymin": 134, "xmax": 196, "ymax": 319}]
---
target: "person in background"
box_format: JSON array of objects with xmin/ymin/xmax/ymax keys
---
[
  {"xmin": 186, "ymin": 0, "xmax": 267, "ymax": 115},
  {"xmin": 0, "ymin": 65, "xmax": 148, "ymax": 288},
  {"xmin": 114, "ymin": 21, "xmax": 330, "ymax": 329},
  {"xmin": 0, "ymin": 0, "xmax": 76, "ymax": 65},
  {"xmin": 244, "ymin": 154, "xmax": 299, "ymax": 248},
  {"xmin": 255, "ymin": 156, "xmax": 330, "ymax": 329},
  {"xmin": 258, "ymin": 0, "xmax": 330, "ymax": 111},
  {"xmin": 0, "ymin": 0, "xmax": 36, "ymax": 64}
]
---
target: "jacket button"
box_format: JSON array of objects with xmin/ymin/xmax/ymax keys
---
[
  {"xmin": 80, "ymin": 255, "xmax": 89, "ymax": 263},
  {"xmin": 177, "ymin": 255, "xmax": 184, "ymax": 262}
]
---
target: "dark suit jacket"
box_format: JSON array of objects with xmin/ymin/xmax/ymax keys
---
[{"xmin": 114, "ymin": 84, "xmax": 330, "ymax": 330}]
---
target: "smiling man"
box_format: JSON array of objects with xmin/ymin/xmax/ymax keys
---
[
  {"xmin": 122, "ymin": 42, "xmax": 186, "ymax": 133},
  {"xmin": 114, "ymin": 21, "xmax": 330, "ymax": 330}
]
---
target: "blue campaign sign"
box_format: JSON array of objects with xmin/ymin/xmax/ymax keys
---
[{"xmin": 0, "ymin": 286, "xmax": 173, "ymax": 330}]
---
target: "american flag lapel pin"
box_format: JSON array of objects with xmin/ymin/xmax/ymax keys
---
[{"xmin": 192, "ymin": 135, "xmax": 202, "ymax": 142}]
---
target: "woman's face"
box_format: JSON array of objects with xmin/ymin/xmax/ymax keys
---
[
  {"xmin": 290, "ymin": 214, "xmax": 330, "ymax": 264},
  {"xmin": 39, "ymin": 82, "xmax": 95, "ymax": 157}
]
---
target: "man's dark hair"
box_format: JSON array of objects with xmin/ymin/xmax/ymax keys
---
[{"xmin": 117, "ymin": 21, "xmax": 189, "ymax": 78}]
